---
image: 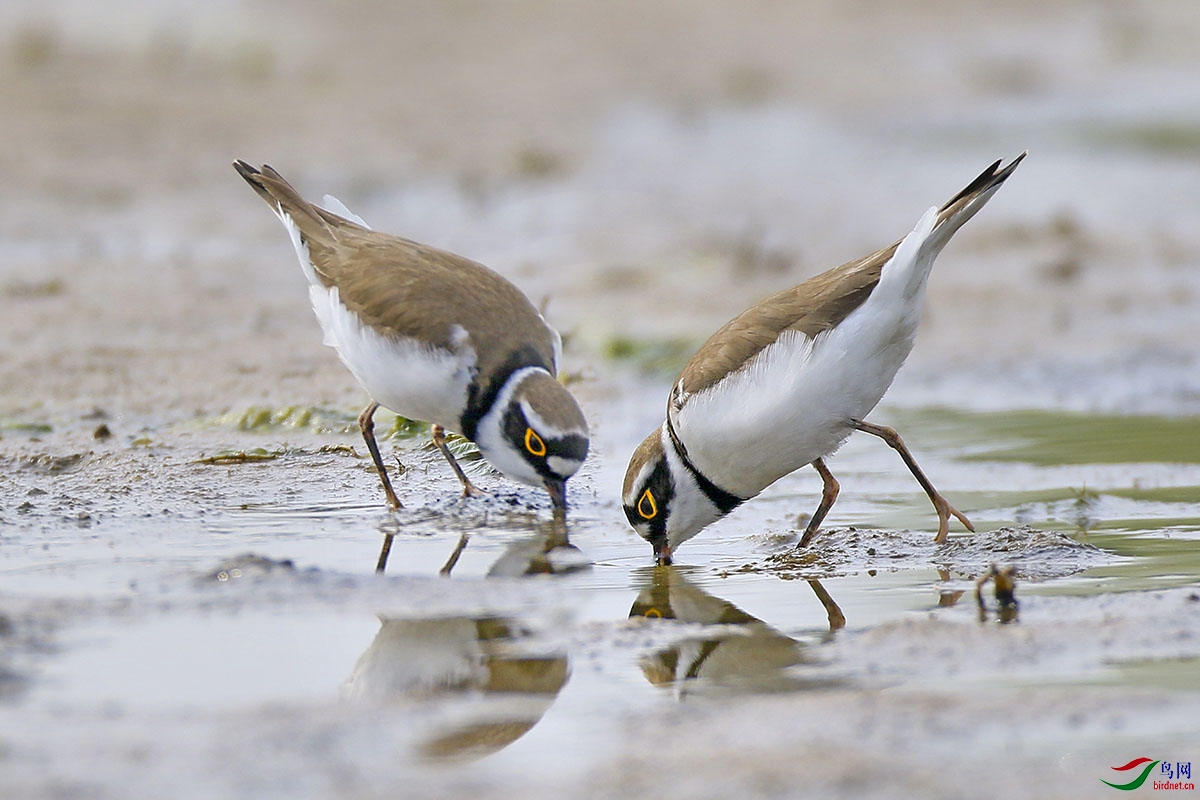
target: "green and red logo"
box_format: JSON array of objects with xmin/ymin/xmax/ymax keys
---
[
  {"xmin": 1102, "ymin": 758, "xmax": 1194, "ymax": 791},
  {"xmin": 1103, "ymin": 759, "xmax": 1161, "ymax": 791}
]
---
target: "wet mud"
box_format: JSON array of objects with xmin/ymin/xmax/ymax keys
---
[{"xmin": 3, "ymin": 1, "xmax": 1200, "ymax": 798}]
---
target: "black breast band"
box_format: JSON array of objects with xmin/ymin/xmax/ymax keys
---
[{"xmin": 664, "ymin": 416, "xmax": 744, "ymax": 514}]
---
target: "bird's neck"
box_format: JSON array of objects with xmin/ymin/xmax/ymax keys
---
[
  {"xmin": 664, "ymin": 418, "xmax": 744, "ymax": 515},
  {"xmin": 460, "ymin": 349, "xmax": 553, "ymax": 441},
  {"xmin": 469, "ymin": 365, "xmax": 552, "ymax": 490}
]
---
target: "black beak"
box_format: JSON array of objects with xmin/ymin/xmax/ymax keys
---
[
  {"xmin": 652, "ymin": 537, "xmax": 672, "ymax": 566},
  {"xmin": 543, "ymin": 477, "xmax": 568, "ymax": 510}
]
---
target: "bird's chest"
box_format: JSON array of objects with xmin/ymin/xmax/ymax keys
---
[
  {"xmin": 310, "ymin": 284, "xmax": 477, "ymax": 430},
  {"xmin": 672, "ymin": 326, "xmax": 904, "ymax": 497}
]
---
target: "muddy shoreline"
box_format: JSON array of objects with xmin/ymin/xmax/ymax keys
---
[{"xmin": 3, "ymin": 1, "xmax": 1200, "ymax": 798}]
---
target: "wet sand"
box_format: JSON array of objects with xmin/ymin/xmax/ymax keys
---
[{"xmin": 3, "ymin": 1, "xmax": 1200, "ymax": 798}]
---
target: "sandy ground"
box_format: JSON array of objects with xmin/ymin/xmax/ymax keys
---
[
  {"xmin": 2, "ymin": 0, "xmax": 1200, "ymax": 420},
  {"xmin": 3, "ymin": 1, "xmax": 1200, "ymax": 798}
]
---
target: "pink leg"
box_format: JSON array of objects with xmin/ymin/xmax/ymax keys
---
[
  {"xmin": 798, "ymin": 457, "xmax": 840, "ymax": 547},
  {"xmin": 431, "ymin": 424, "xmax": 484, "ymax": 497},
  {"xmin": 851, "ymin": 419, "xmax": 974, "ymax": 543},
  {"xmin": 359, "ymin": 402, "xmax": 402, "ymax": 510}
]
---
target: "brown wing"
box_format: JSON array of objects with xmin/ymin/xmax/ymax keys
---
[
  {"xmin": 675, "ymin": 242, "xmax": 894, "ymax": 398},
  {"xmin": 233, "ymin": 161, "xmax": 560, "ymax": 383},
  {"xmin": 673, "ymin": 153, "xmax": 1026, "ymax": 401},
  {"xmin": 316, "ymin": 226, "xmax": 560, "ymax": 381}
]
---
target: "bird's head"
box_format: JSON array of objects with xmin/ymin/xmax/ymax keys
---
[
  {"xmin": 476, "ymin": 369, "xmax": 588, "ymax": 509},
  {"xmin": 622, "ymin": 425, "xmax": 726, "ymax": 564}
]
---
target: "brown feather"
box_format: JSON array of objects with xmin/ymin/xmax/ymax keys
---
[
  {"xmin": 674, "ymin": 153, "xmax": 1026, "ymax": 400},
  {"xmin": 675, "ymin": 243, "xmax": 894, "ymax": 398},
  {"xmin": 233, "ymin": 162, "xmax": 560, "ymax": 390}
]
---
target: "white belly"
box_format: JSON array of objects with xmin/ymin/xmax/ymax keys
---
[
  {"xmin": 310, "ymin": 283, "xmax": 476, "ymax": 431},
  {"xmin": 674, "ymin": 296, "xmax": 921, "ymax": 499}
]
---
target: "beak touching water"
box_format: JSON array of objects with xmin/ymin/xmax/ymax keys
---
[
  {"xmin": 652, "ymin": 537, "xmax": 672, "ymax": 566},
  {"xmin": 543, "ymin": 477, "xmax": 568, "ymax": 511}
]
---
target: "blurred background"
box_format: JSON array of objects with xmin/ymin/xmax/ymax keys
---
[
  {"xmin": 3, "ymin": 4, "xmax": 1200, "ymax": 798},
  {"xmin": 3, "ymin": 0, "xmax": 1199, "ymax": 429}
]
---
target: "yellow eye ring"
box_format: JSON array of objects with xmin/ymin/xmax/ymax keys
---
[
  {"xmin": 637, "ymin": 488, "xmax": 657, "ymax": 520},
  {"xmin": 524, "ymin": 427, "xmax": 547, "ymax": 457},
  {"xmin": 642, "ymin": 607, "xmax": 662, "ymax": 618}
]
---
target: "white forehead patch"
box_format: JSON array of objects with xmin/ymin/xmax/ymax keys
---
[
  {"xmin": 519, "ymin": 397, "xmax": 582, "ymax": 440},
  {"xmin": 624, "ymin": 445, "xmax": 663, "ymax": 505}
]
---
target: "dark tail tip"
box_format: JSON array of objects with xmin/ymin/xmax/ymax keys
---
[
  {"xmin": 233, "ymin": 159, "xmax": 280, "ymax": 207},
  {"xmin": 995, "ymin": 151, "xmax": 1027, "ymax": 183},
  {"xmin": 940, "ymin": 152, "xmax": 1027, "ymax": 211},
  {"xmin": 232, "ymin": 159, "xmax": 260, "ymax": 181}
]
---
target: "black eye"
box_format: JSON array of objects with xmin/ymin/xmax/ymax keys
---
[
  {"xmin": 637, "ymin": 489, "xmax": 658, "ymax": 520},
  {"xmin": 524, "ymin": 427, "xmax": 547, "ymax": 457}
]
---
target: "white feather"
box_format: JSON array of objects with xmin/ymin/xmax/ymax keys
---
[
  {"xmin": 673, "ymin": 205, "xmax": 943, "ymax": 499},
  {"xmin": 278, "ymin": 210, "xmax": 322, "ymax": 288},
  {"xmin": 659, "ymin": 425, "xmax": 725, "ymax": 545},
  {"xmin": 321, "ymin": 194, "xmax": 371, "ymax": 228},
  {"xmin": 310, "ymin": 283, "xmax": 476, "ymax": 430},
  {"xmin": 549, "ymin": 326, "xmax": 563, "ymax": 373},
  {"xmin": 875, "ymin": 205, "xmax": 938, "ymax": 303},
  {"xmin": 268, "ymin": 202, "xmax": 473, "ymax": 427},
  {"xmin": 474, "ymin": 366, "xmax": 550, "ymax": 488}
]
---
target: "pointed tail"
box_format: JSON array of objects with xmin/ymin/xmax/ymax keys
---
[
  {"xmin": 877, "ymin": 153, "xmax": 1025, "ymax": 302},
  {"xmin": 233, "ymin": 160, "xmax": 339, "ymax": 246},
  {"xmin": 929, "ymin": 152, "xmax": 1026, "ymax": 249}
]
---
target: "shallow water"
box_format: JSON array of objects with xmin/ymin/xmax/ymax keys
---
[{"xmin": 4, "ymin": 402, "xmax": 1200, "ymax": 798}]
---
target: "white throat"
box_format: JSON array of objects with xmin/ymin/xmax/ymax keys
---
[{"xmin": 660, "ymin": 425, "xmax": 727, "ymax": 550}]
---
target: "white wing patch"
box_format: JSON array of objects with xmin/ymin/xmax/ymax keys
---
[{"xmin": 321, "ymin": 194, "xmax": 371, "ymax": 229}]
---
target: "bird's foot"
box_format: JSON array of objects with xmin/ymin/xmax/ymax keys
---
[{"xmin": 933, "ymin": 494, "xmax": 974, "ymax": 543}]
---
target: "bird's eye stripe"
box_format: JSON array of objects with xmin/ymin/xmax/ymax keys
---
[
  {"xmin": 637, "ymin": 489, "xmax": 657, "ymax": 519},
  {"xmin": 524, "ymin": 427, "xmax": 547, "ymax": 457}
]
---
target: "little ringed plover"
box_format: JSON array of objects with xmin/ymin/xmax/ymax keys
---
[
  {"xmin": 623, "ymin": 154, "xmax": 1025, "ymax": 563},
  {"xmin": 234, "ymin": 161, "xmax": 589, "ymax": 511}
]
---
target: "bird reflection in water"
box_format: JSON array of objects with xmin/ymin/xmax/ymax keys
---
[
  {"xmin": 629, "ymin": 567, "xmax": 845, "ymax": 697},
  {"xmin": 347, "ymin": 516, "xmax": 578, "ymax": 761},
  {"xmin": 343, "ymin": 615, "xmax": 568, "ymax": 761},
  {"xmin": 483, "ymin": 512, "xmax": 589, "ymax": 578},
  {"xmin": 375, "ymin": 505, "xmax": 578, "ymax": 576}
]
